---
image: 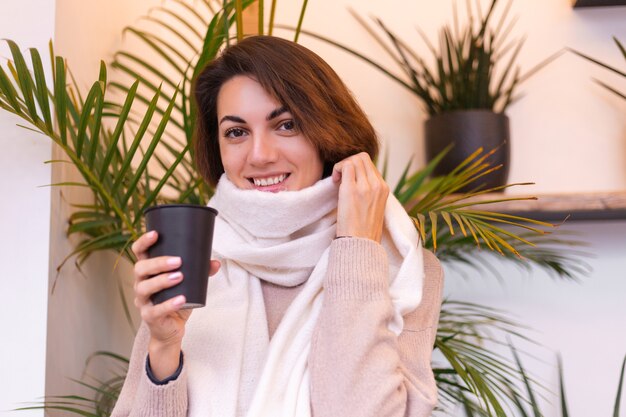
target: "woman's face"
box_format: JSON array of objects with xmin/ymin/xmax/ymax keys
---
[{"xmin": 216, "ymin": 75, "xmax": 324, "ymax": 192}]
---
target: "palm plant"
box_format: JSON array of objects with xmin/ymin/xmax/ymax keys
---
[
  {"xmin": 2, "ymin": 1, "xmax": 588, "ymax": 416},
  {"xmin": 568, "ymin": 37, "xmax": 625, "ymax": 101}
]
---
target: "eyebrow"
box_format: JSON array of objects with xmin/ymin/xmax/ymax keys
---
[
  {"xmin": 219, "ymin": 106, "xmax": 289, "ymax": 126},
  {"xmin": 219, "ymin": 115, "xmax": 245, "ymax": 125},
  {"xmin": 267, "ymin": 106, "xmax": 288, "ymax": 121}
]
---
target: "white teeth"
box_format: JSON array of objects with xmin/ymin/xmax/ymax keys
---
[{"xmin": 253, "ymin": 174, "xmax": 287, "ymax": 187}]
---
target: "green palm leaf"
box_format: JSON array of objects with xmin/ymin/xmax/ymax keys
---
[
  {"xmin": 435, "ymin": 301, "xmax": 547, "ymax": 417},
  {"xmin": 0, "ymin": 39, "xmax": 188, "ymax": 270},
  {"xmin": 388, "ymin": 146, "xmax": 587, "ymax": 281}
]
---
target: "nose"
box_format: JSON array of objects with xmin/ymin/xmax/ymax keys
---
[{"xmin": 248, "ymin": 134, "xmax": 278, "ymax": 166}]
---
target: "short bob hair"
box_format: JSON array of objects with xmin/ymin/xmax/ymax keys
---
[{"xmin": 193, "ymin": 35, "xmax": 379, "ymax": 186}]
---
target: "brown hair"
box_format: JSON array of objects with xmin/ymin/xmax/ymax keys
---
[{"xmin": 193, "ymin": 35, "xmax": 379, "ymax": 186}]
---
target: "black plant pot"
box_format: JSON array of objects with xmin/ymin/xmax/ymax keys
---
[
  {"xmin": 425, "ymin": 110, "xmax": 510, "ymax": 192},
  {"xmin": 144, "ymin": 204, "xmax": 218, "ymax": 309}
]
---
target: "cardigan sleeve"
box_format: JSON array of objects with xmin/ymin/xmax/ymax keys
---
[
  {"xmin": 309, "ymin": 238, "xmax": 441, "ymax": 417},
  {"xmin": 110, "ymin": 322, "xmax": 188, "ymax": 417}
]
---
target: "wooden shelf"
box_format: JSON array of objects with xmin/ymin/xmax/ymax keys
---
[
  {"xmin": 461, "ymin": 191, "xmax": 626, "ymax": 221},
  {"xmin": 573, "ymin": 0, "xmax": 626, "ymax": 7}
]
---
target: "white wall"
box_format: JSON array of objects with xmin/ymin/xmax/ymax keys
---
[{"xmin": 0, "ymin": 1, "xmax": 55, "ymax": 416}]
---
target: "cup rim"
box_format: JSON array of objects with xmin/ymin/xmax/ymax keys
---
[{"xmin": 143, "ymin": 204, "xmax": 218, "ymax": 216}]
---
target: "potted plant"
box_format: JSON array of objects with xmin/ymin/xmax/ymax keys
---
[
  {"xmin": 1, "ymin": 0, "xmax": 587, "ymax": 415},
  {"xmin": 296, "ymin": 0, "xmax": 562, "ymax": 192}
]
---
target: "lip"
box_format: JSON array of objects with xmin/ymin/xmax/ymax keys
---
[
  {"xmin": 246, "ymin": 173, "xmax": 291, "ymax": 192},
  {"xmin": 253, "ymin": 183, "xmax": 286, "ymax": 192}
]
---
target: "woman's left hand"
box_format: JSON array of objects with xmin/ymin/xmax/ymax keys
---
[{"xmin": 332, "ymin": 152, "xmax": 389, "ymax": 243}]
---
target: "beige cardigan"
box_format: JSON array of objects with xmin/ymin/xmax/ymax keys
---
[{"xmin": 112, "ymin": 238, "xmax": 443, "ymax": 417}]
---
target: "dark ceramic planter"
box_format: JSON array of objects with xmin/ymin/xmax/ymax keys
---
[
  {"xmin": 144, "ymin": 204, "xmax": 218, "ymax": 309},
  {"xmin": 425, "ymin": 110, "xmax": 510, "ymax": 192}
]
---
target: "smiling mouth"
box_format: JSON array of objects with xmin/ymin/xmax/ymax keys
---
[{"xmin": 247, "ymin": 173, "xmax": 290, "ymax": 187}]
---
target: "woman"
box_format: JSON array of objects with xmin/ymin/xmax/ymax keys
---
[{"xmin": 112, "ymin": 35, "xmax": 438, "ymax": 417}]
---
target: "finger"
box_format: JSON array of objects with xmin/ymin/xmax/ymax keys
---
[
  {"xmin": 134, "ymin": 256, "xmax": 182, "ymax": 282},
  {"xmin": 357, "ymin": 152, "xmax": 378, "ymax": 175},
  {"xmin": 141, "ymin": 295, "xmax": 187, "ymax": 323},
  {"xmin": 209, "ymin": 260, "xmax": 221, "ymax": 276},
  {"xmin": 354, "ymin": 152, "xmax": 386, "ymax": 191},
  {"xmin": 132, "ymin": 231, "xmax": 158, "ymax": 261},
  {"xmin": 332, "ymin": 160, "xmax": 345, "ymax": 182},
  {"xmin": 135, "ymin": 270, "xmax": 183, "ymax": 305},
  {"xmin": 339, "ymin": 161, "xmax": 356, "ymax": 187},
  {"xmin": 334, "ymin": 152, "xmax": 376, "ymax": 183},
  {"xmin": 361, "ymin": 154, "xmax": 386, "ymax": 191},
  {"xmin": 348, "ymin": 155, "xmax": 373, "ymax": 197}
]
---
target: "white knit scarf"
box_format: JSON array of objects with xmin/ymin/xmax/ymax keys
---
[{"xmin": 182, "ymin": 174, "xmax": 424, "ymax": 417}]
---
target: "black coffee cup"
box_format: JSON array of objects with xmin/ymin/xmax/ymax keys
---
[{"xmin": 143, "ymin": 204, "xmax": 218, "ymax": 309}]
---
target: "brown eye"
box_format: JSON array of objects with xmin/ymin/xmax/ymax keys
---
[
  {"xmin": 278, "ymin": 120, "xmax": 296, "ymax": 131},
  {"xmin": 225, "ymin": 127, "xmax": 246, "ymax": 138}
]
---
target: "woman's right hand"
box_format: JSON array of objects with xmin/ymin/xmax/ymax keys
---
[{"xmin": 132, "ymin": 230, "xmax": 221, "ymax": 379}]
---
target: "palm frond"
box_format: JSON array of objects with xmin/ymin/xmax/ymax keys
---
[
  {"xmin": 0, "ymin": 44, "xmax": 177, "ymax": 260},
  {"xmin": 392, "ymin": 147, "xmax": 588, "ymax": 280},
  {"xmin": 509, "ymin": 342, "xmax": 544, "ymax": 417},
  {"xmin": 614, "ymin": 355, "xmax": 626, "ymax": 417},
  {"xmin": 435, "ymin": 300, "xmax": 547, "ymax": 417},
  {"xmin": 568, "ymin": 37, "xmax": 626, "ymax": 101},
  {"xmin": 433, "ymin": 230, "xmax": 590, "ymax": 281},
  {"xmin": 14, "ymin": 351, "xmax": 128, "ymax": 417},
  {"xmin": 558, "ymin": 354, "xmax": 570, "ymax": 417},
  {"xmin": 508, "ymin": 351, "xmax": 626, "ymax": 417},
  {"xmin": 1, "ymin": 1, "xmax": 270, "ymax": 269}
]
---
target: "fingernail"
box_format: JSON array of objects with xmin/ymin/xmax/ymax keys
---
[
  {"xmin": 172, "ymin": 295, "xmax": 185, "ymax": 306},
  {"xmin": 147, "ymin": 230, "xmax": 156, "ymax": 238},
  {"xmin": 168, "ymin": 272, "xmax": 182, "ymax": 281},
  {"xmin": 167, "ymin": 257, "xmax": 182, "ymax": 266}
]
